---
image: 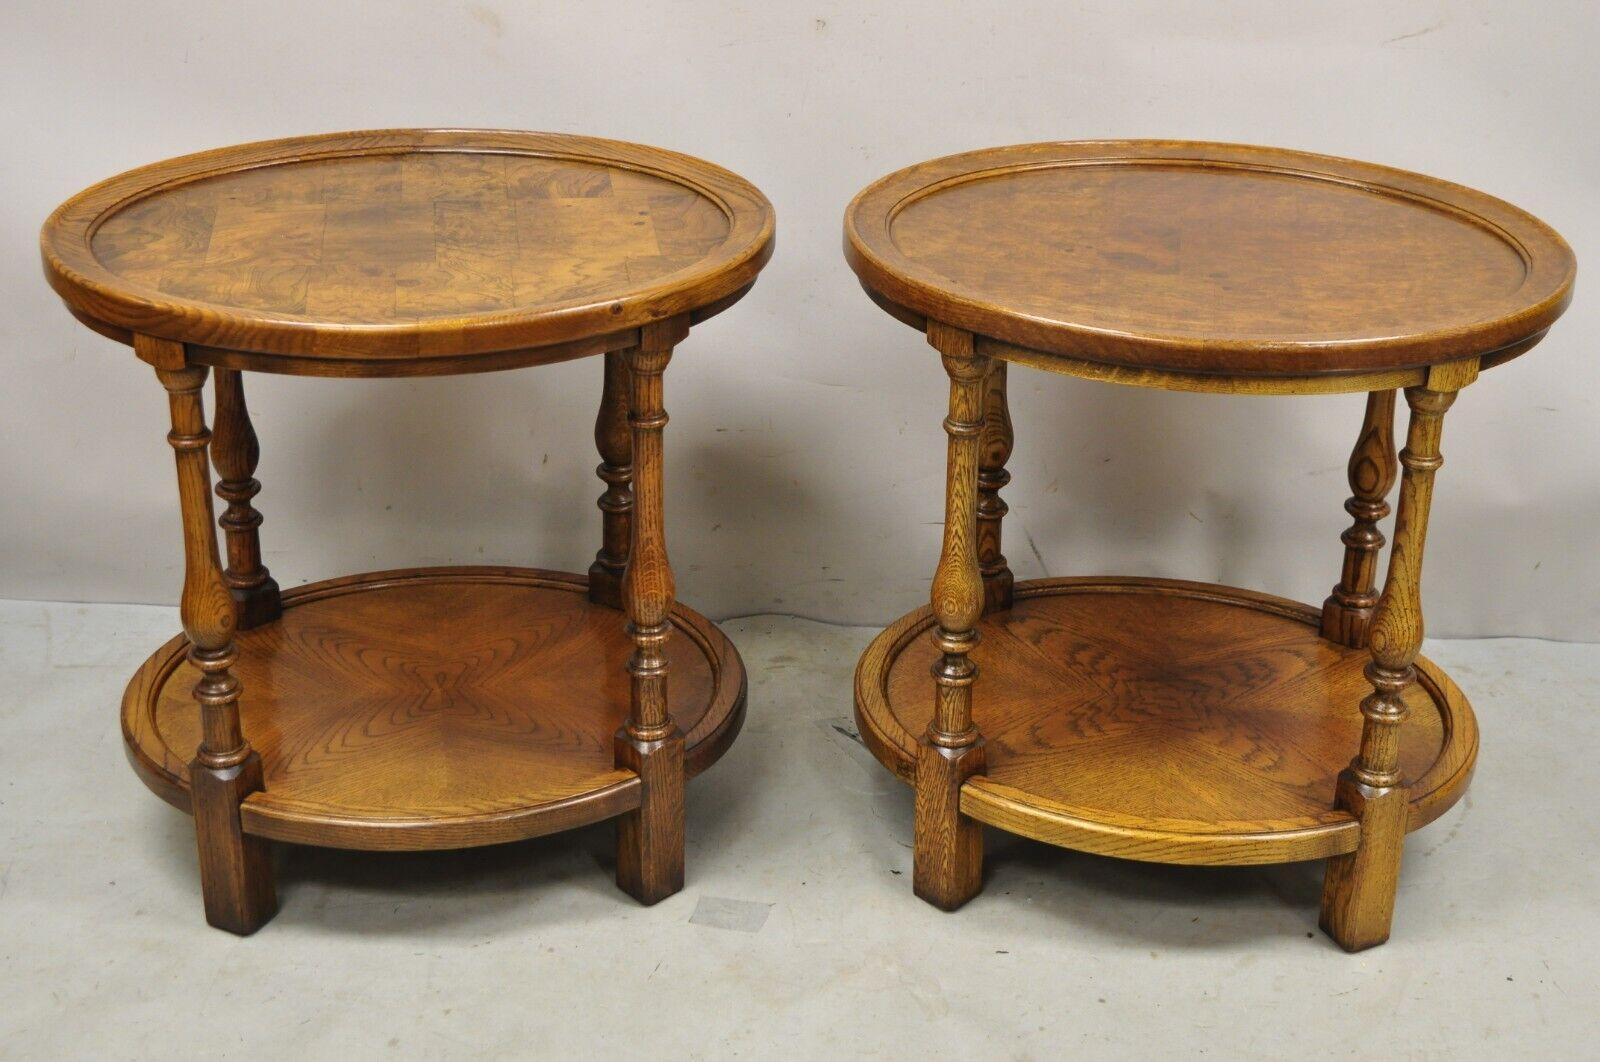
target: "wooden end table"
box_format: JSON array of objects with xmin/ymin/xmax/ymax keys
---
[
  {"xmin": 845, "ymin": 140, "xmax": 1573, "ymax": 950},
  {"xmin": 41, "ymin": 129, "xmax": 774, "ymax": 933}
]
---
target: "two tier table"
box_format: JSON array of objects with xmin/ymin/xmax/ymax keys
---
[
  {"xmin": 845, "ymin": 141, "xmax": 1573, "ymax": 950},
  {"xmin": 41, "ymin": 129, "xmax": 774, "ymax": 933}
]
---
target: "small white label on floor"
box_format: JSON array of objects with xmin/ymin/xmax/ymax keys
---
[{"xmin": 689, "ymin": 896, "xmax": 773, "ymax": 933}]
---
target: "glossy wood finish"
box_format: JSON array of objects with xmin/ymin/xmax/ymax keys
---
[
  {"xmin": 42, "ymin": 130, "xmax": 775, "ymax": 374},
  {"xmin": 846, "ymin": 141, "xmax": 1574, "ymax": 377},
  {"xmin": 615, "ymin": 318, "xmax": 687, "ymax": 903},
  {"xmin": 587, "ymin": 350, "xmax": 633, "ymax": 609},
  {"xmin": 1321, "ymin": 359, "xmax": 1474, "ymax": 949},
  {"xmin": 976, "ymin": 360, "xmax": 1015, "ymax": 614},
  {"xmin": 210, "ymin": 368, "xmax": 282, "ymax": 629},
  {"xmin": 123, "ymin": 568, "xmax": 745, "ymax": 851},
  {"xmin": 1321, "ymin": 390, "xmax": 1397, "ymax": 648},
  {"xmin": 855, "ymin": 578, "xmax": 1477, "ymax": 866},
  {"xmin": 848, "ymin": 141, "xmax": 1572, "ymax": 950},
  {"xmin": 49, "ymin": 131, "xmax": 772, "ymax": 930},
  {"xmin": 915, "ymin": 321, "xmax": 991, "ymax": 909},
  {"xmin": 145, "ymin": 343, "xmax": 276, "ymax": 933}
]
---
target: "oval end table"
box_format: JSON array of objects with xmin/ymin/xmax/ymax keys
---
[
  {"xmin": 42, "ymin": 129, "xmax": 774, "ymax": 933},
  {"xmin": 845, "ymin": 140, "xmax": 1574, "ymax": 951}
]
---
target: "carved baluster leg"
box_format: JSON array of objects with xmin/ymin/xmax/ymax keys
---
[
  {"xmin": 1320, "ymin": 360, "xmax": 1476, "ymax": 951},
  {"xmin": 977, "ymin": 359, "xmax": 1014, "ymax": 614},
  {"xmin": 588, "ymin": 350, "xmax": 634, "ymax": 609},
  {"xmin": 915, "ymin": 322, "xmax": 991, "ymax": 910},
  {"xmin": 211, "ymin": 368, "xmax": 281, "ymax": 630},
  {"xmin": 140, "ymin": 337, "xmax": 277, "ymax": 935},
  {"xmin": 614, "ymin": 318, "xmax": 690, "ymax": 904},
  {"xmin": 1321, "ymin": 389, "xmax": 1397, "ymax": 647}
]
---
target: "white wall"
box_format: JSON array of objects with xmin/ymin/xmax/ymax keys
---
[{"xmin": 2, "ymin": 1, "xmax": 1595, "ymax": 639}]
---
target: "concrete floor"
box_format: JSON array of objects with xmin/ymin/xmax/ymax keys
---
[{"xmin": 1, "ymin": 598, "xmax": 1596, "ymax": 1059}]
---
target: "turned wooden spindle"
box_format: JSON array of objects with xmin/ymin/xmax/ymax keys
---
[
  {"xmin": 915, "ymin": 321, "xmax": 991, "ymax": 911},
  {"xmin": 614, "ymin": 317, "xmax": 689, "ymax": 904},
  {"xmin": 1321, "ymin": 389, "xmax": 1397, "ymax": 647},
  {"xmin": 1320, "ymin": 360, "xmax": 1476, "ymax": 952},
  {"xmin": 140, "ymin": 337, "xmax": 277, "ymax": 935},
  {"xmin": 976, "ymin": 359, "xmax": 1015, "ymax": 614},
  {"xmin": 210, "ymin": 368, "xmax": 281, "ymax": 630},
  {"xmin": 588, "ymin": 350, "xmax": 634, "ymax": 609}
]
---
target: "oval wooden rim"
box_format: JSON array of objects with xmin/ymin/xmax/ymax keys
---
[
  {"xmin": 43, "ymin": 129, "xmax": 776, "ymax": 365},
  {"xmin": 845, "ymin": 140, "xmax": 1574, "ymax": 376},
  {"xmin": 852, "ymin": 576, "xmax": 1478, "ymax": 866},
  {"xmin": 122, "ymin": 566, "xmax": 747, "ymax": 851}
]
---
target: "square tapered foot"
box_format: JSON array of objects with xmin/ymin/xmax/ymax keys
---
[
  {"xmin": 913, "ymin": 738, "xmax": 986, "ymax": 911},
  {"xmin": 190, "ymin": 752, "xmax": 278, "ymax": 935},
  {"xmin": 614, "ymin": 727, "xmax": 686, "ymax": 905},
  {"xmin": 1319, "ymin": 772, "xmax": 1408, "ymax": 952},
  {"xmin": 230, "ymin": 576, "xmax": 282, "ymax": 631}
]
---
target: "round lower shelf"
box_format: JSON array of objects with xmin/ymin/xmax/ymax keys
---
[
  {"xmin": 854, "ymin": 577, "xmax": 1476, "ymax": 866},
  {"xmin": 124, "ymin": 566, "xmax": 746, "ymax": 850}
]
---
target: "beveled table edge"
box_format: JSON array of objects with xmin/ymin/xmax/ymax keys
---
[
  {"xmin": 845, "ymin": 139, "xmax": 1575, "ymax": 376},
  {"xmin": 43, "ymin": 129, "xmax": 777, "ymax": 371}
]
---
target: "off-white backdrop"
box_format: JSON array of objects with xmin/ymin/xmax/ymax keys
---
[{"xmin": 2, "ymin": 2, "xmax": 1595, "ymax": 638}]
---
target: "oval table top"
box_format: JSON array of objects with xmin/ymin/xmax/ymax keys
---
[
  {"xmin": 845, "ymin": 141, "xmax": 1574, "ymax": 378},
  {"xmin": 42, "ymin": 129, "xmax": 775, "ymax": 375}
]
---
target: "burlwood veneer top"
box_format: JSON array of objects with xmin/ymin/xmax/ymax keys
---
[
  {"xmin": 42, "ymin": 130, "xmax": 775, "ymax": 372},
  {"xmin": 845, "ymin": 141, "xmax": 1574, "ymax": 376}
]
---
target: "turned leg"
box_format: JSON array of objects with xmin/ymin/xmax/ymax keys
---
[
  {"xmin": 614, "ymin": 319, "xmax": 689, "ymax": 904},
  {"xmin": 915, "ymin": 322, "xmax": 990, "ymax": 911},
  {"xmin": 1320, "ymin": 360, "xmax": 1476, "ymax": 951},
  {"xmin": 588, "ymin": 350, "xmax": 633, "ymax": 609},
  {"xmin": 977, "ymin": 359, "xmax": 1014, "ymax": 614},
  {"xmin": 142, "ymin": 338, "xmax": 277, "ymax": 935},
  {"xmin": 211, "ymin": 368, "xmax": 281, "ymax": 630},
  {"xmin": 1321, "ymin": 389, "xmax": 1397, "ymax": 647}
]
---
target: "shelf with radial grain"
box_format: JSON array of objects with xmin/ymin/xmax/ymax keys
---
[
  {"xmin": 123, "ymin": 567, "xmax": 746, "ymax": 851},
  {"xmin": 44, "ymin": 130, "xmax": 775, "ymax": 932},
  {"xmin": 854, "ymin": 577, "xmax": 1476, "ymax": 867}
]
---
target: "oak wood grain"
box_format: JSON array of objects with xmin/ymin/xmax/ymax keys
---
[
  {"xmin": 615, "ymin": 319, "xmax": 688, "ymax": 902},
  {"xmin": 122, "ymin": 567, "xmax": 745, "ymax": 851},
  {"xmin": 587, "ymin": 350, "xmax": 633, "ymax": 609},
  {"xmin": 60, "ymin": 131, "xmax": 770, "ymax": 929},
  {"xmin": 210, "ymin": 367, "xmax": 281, "ymax": 629},
  {"xmin": 148, "ymin": 347, "xmax": 277, "ymax": 933},
  {"xmin": 924, "ymin": 321, "xmax": 989, "ymax": 747},
  {"xmin": 1321, "ymin": 390, "xmax": 1398, "ymax": 647},
  {"xmin": 1320, "ymin": 359, "xmax": 1474, "ymax": 950},
  {"xmin": 855, "ymin": 578, "xmax": 1477, "ymax": 867},
  {"xmin": 914, "ymin": 322, "xmax": 991, "ymax": 908},
  {"xmin": 976, "ymin": 359, "xmax": 1014, "ymax": 614},
  {"xmin": 847, "ymin": 141, "xmax": 1564, "ymax": 949}
]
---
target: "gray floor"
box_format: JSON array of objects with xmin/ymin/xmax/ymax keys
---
[{"xmin": 1, "ymin": 599, "xmax": 1596, "ymax": 1059}]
